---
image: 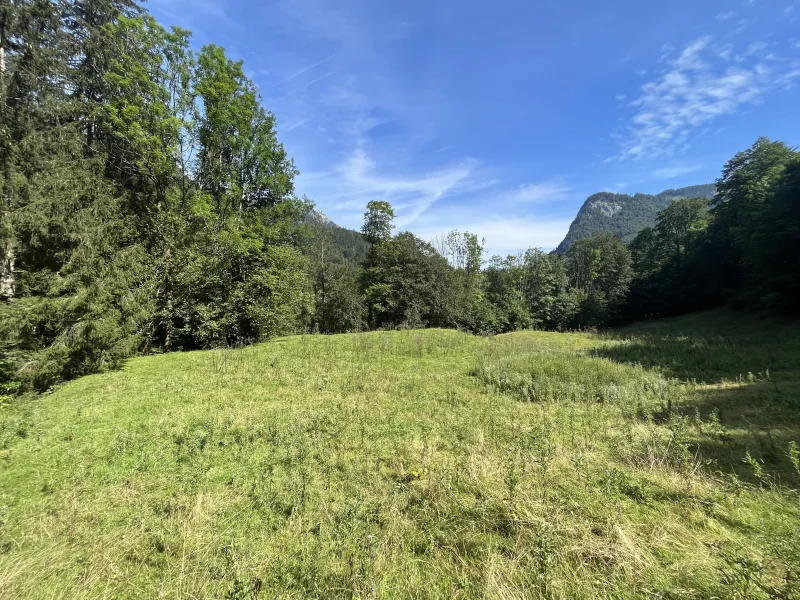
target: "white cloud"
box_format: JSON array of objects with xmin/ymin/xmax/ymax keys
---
[
  {"xmin": 301, "ymin": 155, "xmax": 575, "ymax": 253},
  {"xmin": 734, "ymin": 18, "xmax": 750, "ymax": 33},
  {"xmin": 742, "ymin": 41, "xmax": 768, "ymax": 59},
  {"xmin": 716, "ymin": 44, "xmax": 734, "ymax": 61},
  {"xmin": 616, "ymin": 94, "xmax": 627, "ymax": 101},
  {"xmin": 652, "ymin": 165, "xmax": 703, "ymax": 179},
  {"xmin": 408, "ymin": 179, "xmax": 578, "ymax": 253},
  {"xmin": 616, "ymin": 36, "xmax": 800, "ymax": 160},
  {"xmin": 502, "ymin": 181, "xmax": 571, "ymax": 205},
  {"xmin": 716, "ymin": 11, "xmax": 735, "ymax": 21}
]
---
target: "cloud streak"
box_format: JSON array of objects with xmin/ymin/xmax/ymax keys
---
[
  {"xmin": 280, "ymin": 54, "xmax": 335, "ymax": 83},
  {"xmin": 616, "ymin": 36, "xmax": 800, "ymax": 160},
  {"xmin": 298, "ymin": 148, "xmax": 478, "ymax": 228},
  {"xmin": 501, "ymin": 181, "xmax": 571, "ymax": 205},
  {"xmin": 652, "ymin": 165, "xmax": 703, "ymax": 179}
]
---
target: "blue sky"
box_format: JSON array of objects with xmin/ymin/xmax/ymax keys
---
[{"xmin": 149, "ymin": 0, "xmax": 800, "ymax": 254}]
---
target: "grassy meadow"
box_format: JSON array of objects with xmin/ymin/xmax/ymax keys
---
[{"xmin": 1, "ymin": 310, "xmax": 799, "ymax": 599}]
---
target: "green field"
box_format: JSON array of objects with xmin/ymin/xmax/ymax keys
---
[{"xmin": 1, "ymin": 311, "xmax": 799, "ymax": 599}]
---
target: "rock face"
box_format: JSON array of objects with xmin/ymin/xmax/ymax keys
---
[
  {"xmin": 587, "ymin": 198, "xmax": 623, "ymax": 218},
  {"xmin": 555, "ymin": 184, "xmax": 716, "ymax": 254},
  {"xmin": 305, "ymin": 209, "xmax": 334, "ymax": 227}
]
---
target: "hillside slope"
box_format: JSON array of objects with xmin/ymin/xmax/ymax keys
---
[
  {"xmin": 1, "ymin": 312, "xmax": 798, "ymax": 598},
  {"xmin": 303, "ymin": 209, "xmax": 370, "ymax": 265},
  {"xmin": 556, "ymin": 183, "xmax": 715, "ymax": 253}
]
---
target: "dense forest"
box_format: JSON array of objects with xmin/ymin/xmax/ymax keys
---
[{"xmin": 1, "ymin": 1, "xmax": 798, "ymax": 394}]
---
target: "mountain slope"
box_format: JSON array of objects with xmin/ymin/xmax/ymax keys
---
[
  {"xmin": 555, "ymin": 184, "xmax": 715, "ymax": 254},
  {"xmin": 303, "ymin": 209, "xmax": 370, "ymax": 265}
]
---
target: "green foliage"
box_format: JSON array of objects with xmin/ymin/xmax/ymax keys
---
[
  {"xmin": 482, "ymin": 250, "xmax": 578, "ymax": 332},
  {"xmin": 483, "ymin": 254, "xmax": 533, "ymax": 332},
  {"xmin": 1, "ymin": 0, "xmax": 310, "ymax": 391},
  {"xmin": 566, "ymin": 233, "xmax": 633, "ymax": 325},
  {"xmin": 361, "ymin": 231, "xmax": 454, "ymax": 329},
  {"xmin": 433, "ymin": 229, "xmax": 483, "ymax": 274},
  {"xmin": 168, "ymin": 237, "xmax": 311, "ymax": 347},
  {"xmin": 314, "ymin": 264, "xmax": 367, "ymax": 334},
  {"xmin": 625, "ymin": 138, "xmax": 800, "ymax": 320},
  {"xmin": 302, "ymin": 211, "xmax": 369, "ymax": 267},
  {"xmin": 654, "ymin": 197, "xmax": 709, "ymax": 271},
  {"xmin": 361, "ymin": 200, "xmax": 395, "ymax": 246},
  {"xmin": 693, "ymin": 138, "xmax": 796, "ymax": 309},
  {"xmin": 743, "ymin": 157, "xmax": 800, "ymax": 312}
]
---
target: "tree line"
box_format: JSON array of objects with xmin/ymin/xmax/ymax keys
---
[
  {"xmin": 1, "ymin": 1, "xmax": 798, "ymax": 394},
  {"xmin": 309, "ymin": 138, "xmax": 799, "ymax": 337}
]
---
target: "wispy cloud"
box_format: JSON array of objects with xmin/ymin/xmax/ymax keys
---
[
  {"xmin": 501, "ymin": 181, "xmax": 571, "ymax": 205},
  {"xmin": 298, "ymin": 148, "xmax": 575, "ymax": 253},
  {"xmin": 615, "ymin": 35, "xmax": 800, "ymax": 160},
  {"xmin": 280, "ymin": 54, "xmax": 335, "ymax": 83},
  {"xmin": 282, "ymin": 118, "xmax": 310, "ymax": 133},
  {"xmin": 301, "ymin": 71, "xmax": 334, "ymax": 88},
  {"xmin": 299, "ymin": 148, "xmax": 478, "ymax": 227},
  {"xmin": 409, "ymin": 179, "xmax": 577, "ymax": 254},
  {"xmin": 652, "ymin": 165, "xmax": 703, "ymax": 179},
  {"xmin": 716, "ymin": 12, "xmax": 735, "ymax": 21}
]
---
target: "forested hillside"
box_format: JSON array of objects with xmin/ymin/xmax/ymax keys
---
[
  {"xmin": 555, "ymin": 184, "xmax": 716, "ymax": 253},
  {"xmin": 302, "ymin": 211, "xmax": 369, "ymax": 267}
]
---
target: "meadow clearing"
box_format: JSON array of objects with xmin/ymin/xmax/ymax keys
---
[{"xmin": 0, "ymin": 310, "xmax": 798, "ymax": 599}]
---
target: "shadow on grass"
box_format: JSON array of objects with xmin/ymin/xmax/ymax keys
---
[
  {"xmin": 595, "ymin": 334, "xmax": 797, "ymax": 384},
  {"xmin": 678, "ymin": 380, "xmax": 800, "ymax": 485},
  {"xmin": 595, "ymin": 313, "xmax": 800, "ymax": 484},
  {"xmin": 597, "ymin": 309, "xmax": 800, "ymax": 384}
]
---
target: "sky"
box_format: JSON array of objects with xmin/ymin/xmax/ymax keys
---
[{"xmin": 148, "ymin": 0, "xmax": 800, "ymax": 254}]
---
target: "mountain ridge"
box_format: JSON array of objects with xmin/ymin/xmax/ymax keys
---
[{"xmin": 555, "ymin": 183, "xmax": 716, "ymax": 254}]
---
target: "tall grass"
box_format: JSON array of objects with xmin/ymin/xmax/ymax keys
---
[{"xmin": 0, "ymin": 312, "xmax": 798, "ymax": 598}]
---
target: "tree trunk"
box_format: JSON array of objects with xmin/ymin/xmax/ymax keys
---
[
  {"xmin": 0, "ymin": 245, "xmax": 14, "ymax": 299},
  {"xmin": 0, "ymin": 7, "xmax": 15, "ymax": 300}
]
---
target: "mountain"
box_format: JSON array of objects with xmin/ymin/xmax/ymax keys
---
[
  {"xmin": 555, "ymin": 184, "xmax": 716, "ymax": 254},
  {"xmin": 303, "ymin": 209, "xmax": 370, "ymax": 266},
  {"xmin": 305, "ymin": 209, "xmax": 335, "ymax": 227}
]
